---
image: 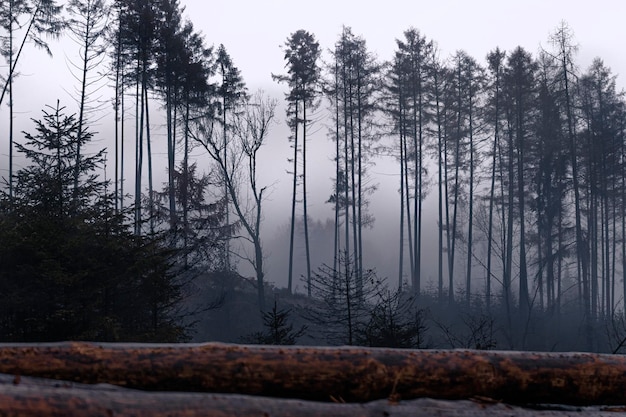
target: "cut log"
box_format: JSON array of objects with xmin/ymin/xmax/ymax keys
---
[
  {"xmin": 1, "ymin": 381, "xmax": 626, "ymax": 417},
  {"xmin": 0, "ymin": 342, "xmax": 625, "ymax": 405}
]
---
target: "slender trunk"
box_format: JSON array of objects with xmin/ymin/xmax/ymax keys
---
[
  {"xmin": 465, "ymin": 72, "xmax": 474, "ymax": 307},
  {"xmin": 120, "ymin": 79, "xmax": 125, "ymax": 213},
  {"xmin": 557, "ymin": 202, "xmax": 563, "ymax": 315},
  {"xmin": 303, "ymin": 99, "xmax": 312, "ymax": 297},
  {"xmin": 3, "ymin": 3, "xmax": 45, "ymax": 201},
  {"xmin": 343, "ymin": 64, "xmax": 350, "ymax": 266},
  {"xmin": 443, "ymin": 109, "xmax": 452, "ymax": 302},
  {"xmin": 349, "ymin": 75, "xmax": 358, "ymax": 292},
  {"xmin": 563, "ymin": 55, "xmax": 590, "ymax": 340},
  {"xmin": 134, "ymin": 60, "xmax": 143, "ymax": 236},
  {"xmin": 398, "ymin": 95, "xmax": 405, "ymax": 290},
  {"xmin": 333, "ymin": 96, "xmax": 340, "ymax": 295},
  {"xmin": 404, "ymin": 132, "xmax": 415, "ymax": 279},
  {"xmin": 536, "ymin": 188, "xmax": 544, "ymax": 311},
  {"xmin": 356, "ymin": 66, "xmax": 363, "ymax": 298},
  {"xmin": 253, "ymin": 163, "xmax": 266, "ymax": 312},
  {"xmin": 611, "ymin": 193, "xmax": 617, "ymax": 316},
  {"xmin": 0, "ymin": 2, "xmax": 42, "ymax": 108},
  {"xmin": 182, "ymin": 98, "xmax": 191, "ymax": 269},
  {"xmin": 416, "ymin": 71, "xmax": 423, "ymax": 298},
  {"xmin": 332, "ymin": 57, "xmax": 340, "ymax": 286},
  {"xmin": 114, "ymin": 22, "xmax": 121, "ymax": 215},
  {"xmin": 504, "ymin": 117, "xmax": 514, "ymax": 325},
  {"xmin": 166, "ymin": 82, "xmax": 176, "ymax": 230},
  {"xmin": 449, "ymin": 70, "xmax": 462, "ymax": 303},
  {"xmin": 434, "ymin": 69, "xmax": 444, "ymax": 300},
  {"xmin": 222, "ymin": 75, "xmax": 230, "ymax": 270},
  {"xmin": 623, "ymin": 141, "xmax": 626, "ymax": 320},
  {"xmin": 144, "ymin": 84, "xmax": 154, "ymax": 234},
  {"xmin": 517, "ymin": 90, "xmax": 530, "ymax": 317},
  {"xmin": 287, "ymin": 99, "xmax": 298, "ymax": 294},
  {"xmin": 74, "ymin": 4, "xmax": 93, "ymax": 199},
  {"xmin": 486, "ymin": 77, "xmax": 499, "ymax": 312},
  {"xmin": 8, "ymin": 1, "xmax": 14, "ymax": 201}
]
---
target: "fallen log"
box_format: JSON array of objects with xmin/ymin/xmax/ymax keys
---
[
  {"xmin": 1, "ymin": 380, "xmax": 626, "ymax": 417},
  {"xmin": 0, "ymin": 342, "xmax": 625, "ymax": 405}
]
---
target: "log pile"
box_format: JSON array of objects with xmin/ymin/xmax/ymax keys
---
[{"xmin": 0, "ymin": 342, "xmax": 625, "ymax": 416}]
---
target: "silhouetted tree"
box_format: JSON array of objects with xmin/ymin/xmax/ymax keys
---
[
  {"xmin": 0, "ymin": 0, "xmax": 64, "ymax": 200},
  {"xmin": 66, "ymin": 0, "xmax": 110, "ymax": 197},
  {"xmin": 502, "ymin": 47, "xmax": 537, "ymax": 318},
  {"xmin": 194, "ymin": 90, "xmax": 277, "ymax": 312},
  {"xmin": 326, "ymin": 27, "xmax": 380, "ymax": 296},
  {"xmin": 0, "ymin": 103, "xmax": 186, "ymax": 342},
  {"xmin": 359, "ymin": 288, "xmax": 429, "ymax": 348},
  {"xmin": 273, "ymin": 29, "xmax": 321, "ymax": 295},
  {"xmin": 241, "ymin": 300, "xmax": 307, "ymax": 345},
  {"xmin": 484, "ymin": 47, "xmax": 506, "ymax": 312},
  {"xmin": 304, "ymin": 252, "xmax": 383, "ymax": 345},
  {"xmin": 215, "ymin": 43, "xmax": 247, "ymax": 271}
]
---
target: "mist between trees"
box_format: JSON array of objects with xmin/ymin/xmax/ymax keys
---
[{"xmin": 2, "ymin": 1, "xmax": 626, "ymax": 352}]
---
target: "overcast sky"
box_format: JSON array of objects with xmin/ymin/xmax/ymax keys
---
[{"xmin": 183, "ymin": 0, "xmax": 626, "ymax": 90}]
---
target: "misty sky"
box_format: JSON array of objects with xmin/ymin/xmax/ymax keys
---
[
  {"xmin": 182, "ymin": 0, "xmax": 626, "ymax": 89},
  {"xmin": 1, "ymin": 0, "xmax": 625, "ymax": 288}
]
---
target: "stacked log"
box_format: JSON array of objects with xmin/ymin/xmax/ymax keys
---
[{"xmin": 0, "ymin": 342, "xmax": 625, "ymax": 416}]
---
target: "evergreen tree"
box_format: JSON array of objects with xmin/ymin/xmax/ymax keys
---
[
  {"xmin": 241, "ymin": 300, "xmax": 307, "ymax": 345},
  {"xmin": 273, "ymin": 29, "xmax": 321, "ymax": 295},
  {"xmin": 304, "ymin": 252, "xmax": 383, "ymax": 345},
  {"xmin": 502, "ymin": 47, "xmax": 537, "ymax": 318},
  {"xmin": 484, "ymin": 47, "xmax": 506, "ymax": 312},
  {"xmin": 0, "ymin": 103, "xmax": 186, "ymax": 342},
  {"xmin": 386, "ymin": 28, "xmax": 434, "ymax": 294},
  {"xmin": 326, "ymin": 27, "xmax": 380, "ymax": 297}
]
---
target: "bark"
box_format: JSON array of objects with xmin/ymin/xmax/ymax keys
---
[
  {"xmin": 2, "ymin": 343, "xmax": 626, "ymax": 406},
  {"xmin": 1, "ymin": 379, "xmax": 625, "ymax": 417},
  {"xmin": 287, "ymin": 98, "xmax": 298, "ymax": 294},
  {"xmin": 303, "ymin": 99, "xmax": 312, "ymax": 297},
  {"xmin": 398, "ymin": 94, "xmax": 405, "ymax": 290},
  {"xmin": 434, "ymin": 67, "xmax": 444, "ymax": 300}
]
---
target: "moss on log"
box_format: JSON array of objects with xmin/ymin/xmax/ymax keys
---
[{"xmin": 0, "ymin": 342, "xmax": 625, "ymax": 405}]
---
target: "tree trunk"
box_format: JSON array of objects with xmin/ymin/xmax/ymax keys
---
[
  {"xmin": 134, "ymin": 60, "xmax": 144, "ymax": 236},
  {"xmin": 145, "ymin": 84, "xmax": 154, "ymax": 234},
  {"xmin": 2, "ymin": 343, "xmax": 626, "ymax": 406},
  {"xmin": 287, "ymin": 99, "xmax": 298, "ymax": 294},
  {"xmin": 2, "ymin": 381, "xmax": 625, "ymax": 417},
  {"xmin": 435, "ymin": 68, "xmax": 444, "ymax": 300},
  {"xmin": 303, "ymin": 99, "xmax": 312, "ymax": 297},
  {"xmin": 398, "ymin": 93, "xmax": 405, "ymax": 290},
  {"xmin": 466, "ymin": 72, "xmax": 475, "ymax": 307}
]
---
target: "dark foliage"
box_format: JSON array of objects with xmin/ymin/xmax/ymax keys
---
[
  {"xmin": 0, "ymin": 103, "xmax": 186, "ymax": 342},
  {"xmin": 241, "ymin": 300, "xmax": 307, "ymax": 345}
]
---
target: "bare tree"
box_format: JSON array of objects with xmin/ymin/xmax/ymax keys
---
[
  {"xmin": 194, "ymin": 90, "xmax": 276, "ymax": 312},
  {"xmin": 66, "ymin": 0, "xmax": 110, "ymax": 198}
]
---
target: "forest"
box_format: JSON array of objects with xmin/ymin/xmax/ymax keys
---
[{"xmin": 1, "ymin": 0, "xmax": 626, "ymax": 354}]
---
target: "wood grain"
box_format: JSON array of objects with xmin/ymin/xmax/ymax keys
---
[{"xmin": 0, "ymin": 342, "xmax": 624, "ymax": 405}]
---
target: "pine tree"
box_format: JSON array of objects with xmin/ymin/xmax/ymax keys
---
[
  {"xmin": 273, "ymin": 29, "xmax": 321, "ymax": 295},
  {"xmin": 0, "ymin": 103, "xmax": 186, "ymax": 342},
  {"xmin": 502, "ymin": 47, "xmax": 537, "ymax": 318},
  {"xmin": 242, "ymin": 300, "xmax": 307, "ymax": 345}
]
